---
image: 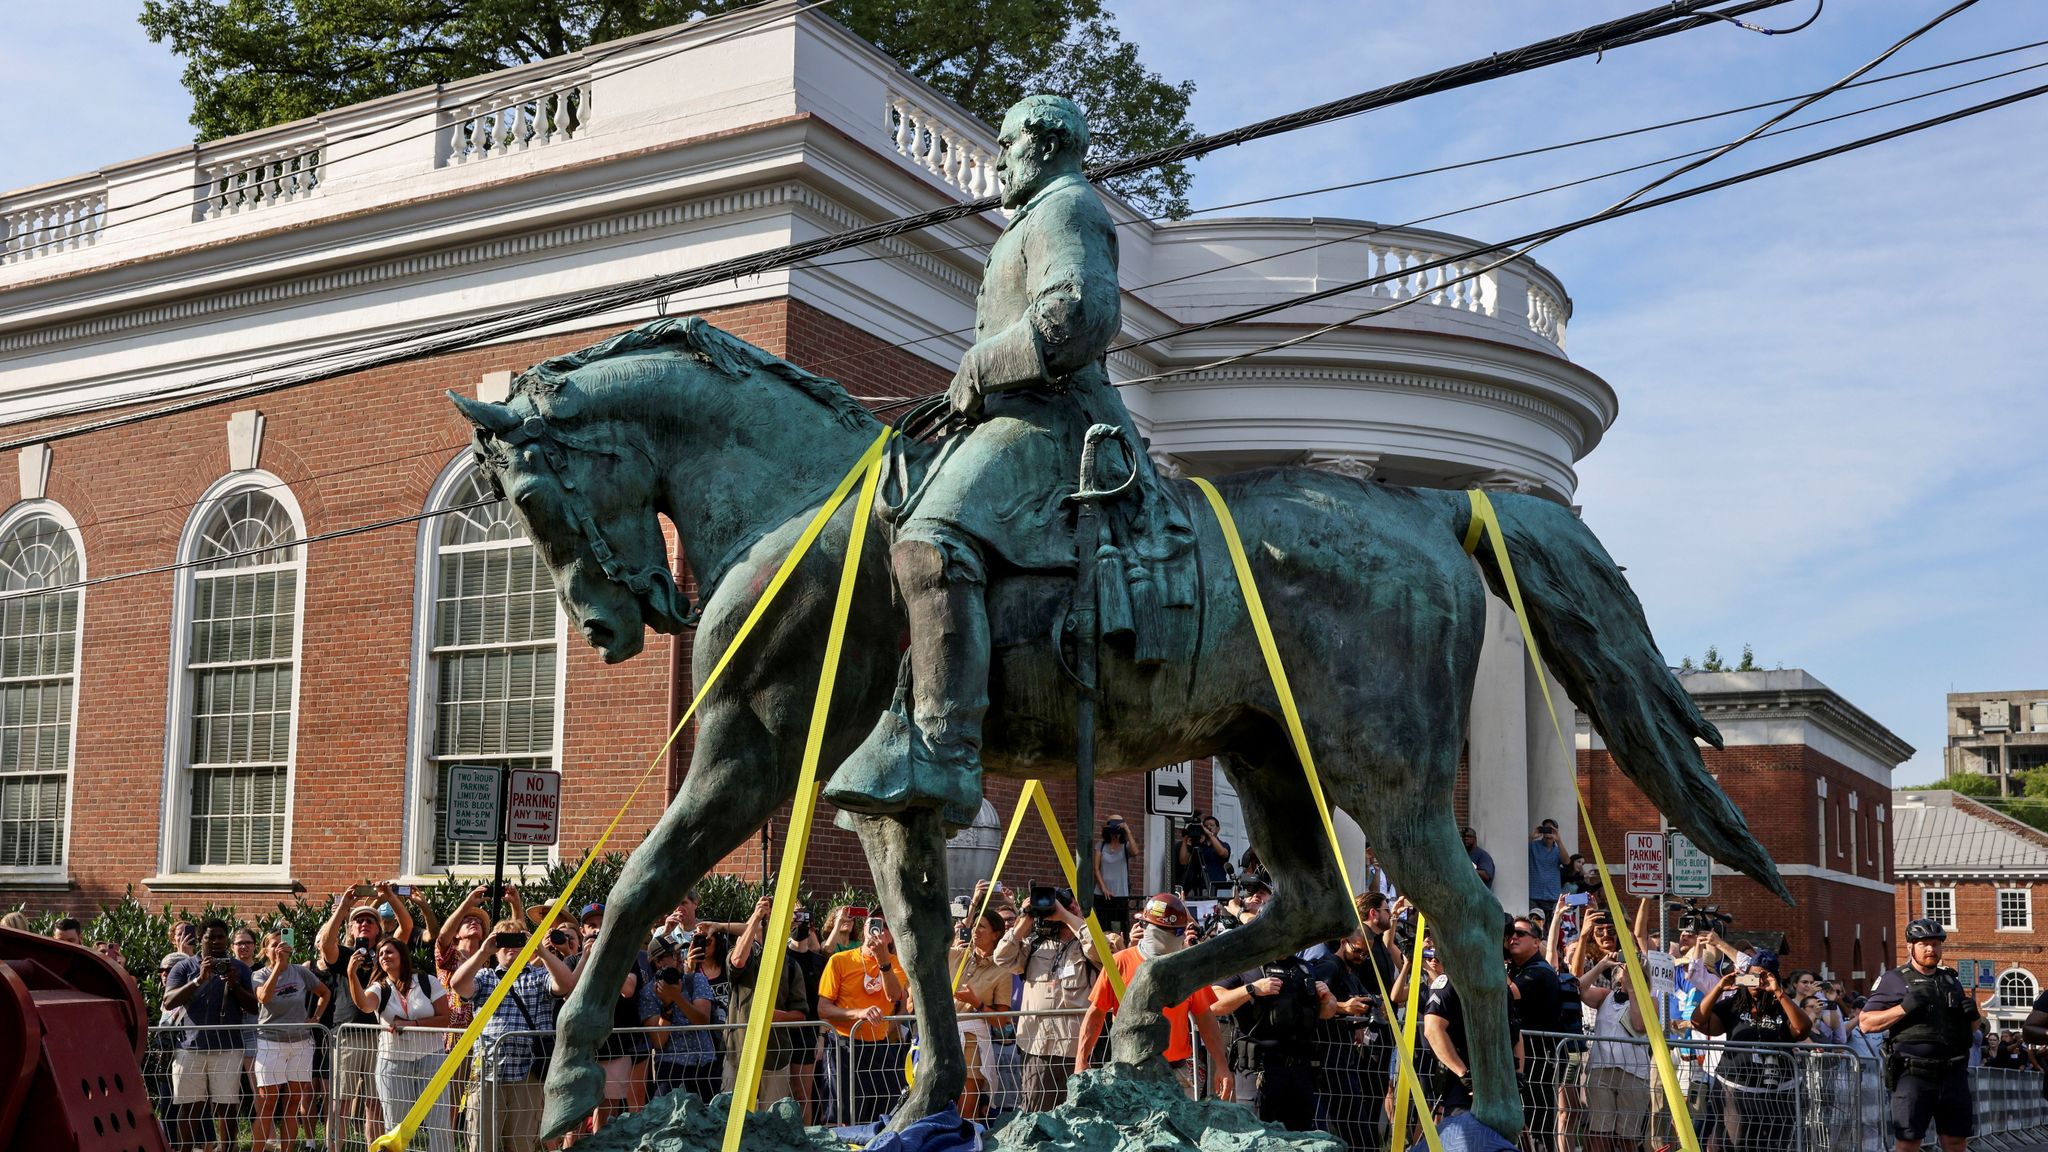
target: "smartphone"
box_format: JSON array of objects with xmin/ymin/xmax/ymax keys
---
[
  {"xmin": 1736, "ymin": 972, "xmax": 1762, "ymax": 990},
  {"xmin": 280, "ymin": 925, "xmax": 297, "ymax": 949},
  {"xmin": 864, "ymin": 916, "xmax": 889, "ymax": 938},
  {"xmin": 1564, "ymin": 892, "xmax": 1590, "ymax": 907},
  {"xmin": 394, "ymin": 884, "xmax": 412, "ymax": 897},
  {"xmin": 352, "ymin": 883, "xmax": 377, "ymax": 898},
  {"xmin": 845, "ymin": 906, "xmax": 870, "ymax": 921}
]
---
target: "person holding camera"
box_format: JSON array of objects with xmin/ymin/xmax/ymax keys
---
[
  {"xmin": 451, "ymin": 918, "xmax": 579, "ymax": 1152},
  {"xmin": 992, "ymin": 883, "xmax": 1097, "ymax": 1111},
  {"xmin": 1859, "ymin": 918, "xmax": 1981, "ymax": 1152},
  {"xmin": 1693, "ymin": 949, "xmax": 1810, "ymax": 1152},
  {"xmin": 948, "ymin": 906, "xmax": 1014, "ymax": 1120},
  {"xmin": 723, "ymin": 896, "xmax": 813, "ymax": 1108},
  {"xmin": 784, "ymin": 905, "xmax": 831, "ymax": 1123},
  {"xmin": 315, "ymin": 887, "xmax": 391, "ymax": 1148},
  {"xmin": 1208, "ymin": 875, "xmax": 1327, "ymax": 1131},
  {"xmin": 647, "ymin": 931, "xmax": 721, "ymax": 1104},
  {"xmin": 250, "ymin": 928, "xmax": 328, "ymax": 1152},
  {"xmin": 1306, "ymin": 893, "xmax": 1397, "ymax": 1152},
  {"xmin": 1174, "ymin": 813, "xmax": 1231, "ymax": 898},
  {"xmin": 1528, "ymin": 820, "xmax": 1564, "ymax": 908},
  {"xmin": 1094, "ymin": 816, "xmax": 1133, "ymax": 935},
  {"xmin": 344, "ymin": 934, "xmax": 453, "ymax": 1152},
  {"xmin": 164, "ymin": 918, "xmax": 260, "ymax": 1152},
  {"xmin": 819, "ymin": 912, "xmax": 908, "ymax": 1124}
]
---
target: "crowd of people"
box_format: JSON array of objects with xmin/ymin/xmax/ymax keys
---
[{"xmin": 11, "ymin": 831, "xmax": 2048, "ymax": 1152}]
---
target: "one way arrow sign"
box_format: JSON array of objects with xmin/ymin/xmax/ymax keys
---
[{"xmin": 1147, "ymin": 762, "xmax": 1195, "ymax": 817}]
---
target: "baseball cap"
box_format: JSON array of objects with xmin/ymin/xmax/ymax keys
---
[
  {"xmin": 579, "ymin": 902, "xmax": 605, "ymax": 923},
  {"xmin": 1136, "ymin": 893, "xmax": 1190, "ymax": 930},
  {"xmin": 1239, "ymin": 870, "xmax": 1273, "ymax": 894},
  {"xmin": 159, "ymin": 951, "xmax": 186, "ymax": 973}
]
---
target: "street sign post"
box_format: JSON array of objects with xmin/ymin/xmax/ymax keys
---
[
  {"xmin": 1977, "ymin": 964, "xmax": 1994, "ymax": 989},
  {"xmin": 1668, "ymin": 832, "xmax": 1711, "ymax": 897},
  {"xmin": 1146, "ymin": 762, "xmax": 1194, "ymax": 817},
  {"xmin": 447, "ymin": 765, "xmax": 503, "ymax": 844},
  {"xmin": 505, "ymin": 768, "xmax": 562, "ymax": 846},
  {"xmin": 1625, "ymin": 831, "xmax": 1666, "ymax": 897},
  {"xmin": 1957, "ymin": 959, "xmax": 1976, "ymax": 986}
]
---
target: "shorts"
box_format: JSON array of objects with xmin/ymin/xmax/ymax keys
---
[
  {"xmin": 172, "ymin": 1048, "xmax": 243, "ymax": 1105},
  {"xmin": 335, "ymin": 1026, "xmax": 379, "ymax": 1104},
  {"xmin": 1892, "ymin": 1062, "xmax": 1974, "ymax": 1142},
  {"xmin": 1584, "ymin": 1065, "xmax": 1649, "ymax": 1137},
  {"xmin": 254, "ymin": 1037, "xmax": 316, "ymax": 1087}
]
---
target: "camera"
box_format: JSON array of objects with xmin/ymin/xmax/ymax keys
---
[
  {"xmin": 1182, "ymin": 818, "xmax": 1205, "ymax": 841},
  {"xmin": 656, "ymin": 966, "xmax": 683, "ymax": 984},
  {"xmin": 493, "ymin": 932, "xmax": 527, "ymax": 950}
]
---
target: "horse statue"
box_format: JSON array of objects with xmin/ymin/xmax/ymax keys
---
[{"xmin": 449, "ymin": 316, "xmax": 1787, "ymax": 1141}]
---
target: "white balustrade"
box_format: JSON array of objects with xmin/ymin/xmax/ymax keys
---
[
  {"xmin": 445, "ymin": 81, "xmax": 590, "ymax": 165},
  {"xmin": 885, "ymin": 93, "xmax": 999, "ymax": 199},
  {"xmin": 0, "ymin": 189, "xmax": 106, "ymax": 263},
  {"xmin": 1526, "ymin": 283, "xmax": 1568, "ymax": 350},
  {"xmin": 199, "ymin": 145, "xmax": 324, "ymax": 221},
  {"xmin": 1367, "ymin": 243, "xmax": 1497, "ymax": 316}
]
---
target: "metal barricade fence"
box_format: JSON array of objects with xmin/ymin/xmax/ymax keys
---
[
  {"xmin": 142, "ymin": 1020, "xmax": 336, "ymax": 1152},
  {"xmin": 140, "ymin": 1008, "xmax": 2046, "ymax": 1151}
]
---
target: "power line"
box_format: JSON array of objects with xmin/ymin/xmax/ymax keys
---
[
  {"xmin": 0, "ymin": 0, "xmax": 1795, "ymax": 451},
  {"xmin": 1108, "ymin": 0, "xmax": 1989, "ymax": 386},
  {"xmin": 790, "ymin": 40, "xmax": 2048, "ymax": 385}
]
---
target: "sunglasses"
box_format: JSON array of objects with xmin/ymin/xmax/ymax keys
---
[{"xmin": 1506, "ymin": 927, "xmax": 1538, "ymax": 939}]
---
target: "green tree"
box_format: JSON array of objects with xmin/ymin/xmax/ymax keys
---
[
  {"xmin": 1700, "ymin": 645, "xmax": 1725, "ymax": 672},
  {"xmin": 1735, "ymin": 643, "xmax": 1757, "ymax": 671},
  {"xmin": 138, "ymin": 0, "xmax": 1197, "ymax": 216},
  {"xmin": 1909, "ymin": 772, "xmax": 2002, "ymax": 798}
]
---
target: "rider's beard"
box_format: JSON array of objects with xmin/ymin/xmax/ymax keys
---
[{"xmin": 1138, "ymin": 926, "xmax": 1184, "ymax": 959}]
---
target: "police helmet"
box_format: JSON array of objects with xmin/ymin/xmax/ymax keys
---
[{"xmin": 1904, "ymin": 917, "xmax": 1947, "ymax": 943}]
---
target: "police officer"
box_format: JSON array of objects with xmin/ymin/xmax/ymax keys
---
[
  {"xmin": 1859, "ymin": 917, "xmax": 1981, "ymax": 1152},
  {"xmin": 1210, "ymin": 873, "xmax": 1328, "ymax": 1131}
]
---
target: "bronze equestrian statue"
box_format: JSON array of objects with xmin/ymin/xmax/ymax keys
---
[{"xmin": 450, "ymin": 95, "xmax": 1787, "ymax": 1142}]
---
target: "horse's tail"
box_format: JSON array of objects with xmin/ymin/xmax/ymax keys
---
[{"xmin": 1448, "ymin": 490, "xmax": 1792, "ymax": 905}]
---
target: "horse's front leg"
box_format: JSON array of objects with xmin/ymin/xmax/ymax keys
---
[
  {"xmin": 539, "ymin": 706, "xmax": 782, "ymax": 1141},
  {"xmin": 847, "ymin": 808, "xmax": 966, "ymax": 1128}
]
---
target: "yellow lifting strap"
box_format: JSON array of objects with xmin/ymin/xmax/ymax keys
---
[
  {"xmin": 1392, "ymin": 916, "xmax": 1431, "ymax": 1152},
  {"xmin": 370, "ymin": 428, "xmax": 894, "ymax": 1152},
  {"xmin": 952, "ymin": 779, "xmax": 1126, "ymax": 1001},
  {"xmin": 1190, "ymin": 476, "xmax": 1444, "ymax": 1152},
  {"xmin": 725, "ymin": 432, "xmax": 892, "ymax": 1151},
  {"xmin": 1463, "ymin": 488, "xmax": 1701, "ymax": 1152}
]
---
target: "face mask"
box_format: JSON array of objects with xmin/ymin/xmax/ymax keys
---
[{"xmin": 1139, "ymin": 927, "xmax": 1184, "ymax": 958}]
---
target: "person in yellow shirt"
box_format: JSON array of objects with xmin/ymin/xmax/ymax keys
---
[{"xmin": 818, "ymin": 914, "xmax": 908, "ymax": 1124}]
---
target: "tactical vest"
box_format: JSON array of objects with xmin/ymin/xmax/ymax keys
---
[
  {"xmin": 1889, "ymin": 964, "xmax": 1972, "ymax": 1055},
  {"xmin": 1237, "ymin": 956, "xmax": 1323, "ymax": 1043}
]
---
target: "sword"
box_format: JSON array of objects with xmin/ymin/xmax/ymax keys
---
[{"xmin": 1067, "ymin": 424, "xmax": 1136, "ymax": 918}]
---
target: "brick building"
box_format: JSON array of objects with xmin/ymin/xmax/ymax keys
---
[
  {"xmin": 1578, "ymin": 670, "xmax": 1912, "ymax": 989},
  {"xmin": 0, "ymin": 4, "xmax": 1613, "ymax": 916},
  {"xmin": 1891, "ymin": 788, "xmax": 2048, "ymax": 1027}
]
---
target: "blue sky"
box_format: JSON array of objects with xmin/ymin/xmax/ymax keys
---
[{"xmin": 6, "ymin": 1, "xmax": 2045, "ymax": 782}]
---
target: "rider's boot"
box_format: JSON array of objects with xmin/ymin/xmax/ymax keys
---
[{"xmin": 825, "ymin": 539, "xmax": 986, "ymax": 821}]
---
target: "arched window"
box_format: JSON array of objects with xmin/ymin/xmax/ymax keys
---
[
  {"xmin": 1996, "ymin": 968, "xmax": 2038, "ymax": 1011},
  {"xmin": 415, "ymin": 462, "xmax": 563, "ymax": 870},
  {"xmin": 0, "ymin": 510, "xmax": 82, "ymax": 871},
  {"xmin": 175, "ymin": 485, "xmax": 302, "ymax": 871}
]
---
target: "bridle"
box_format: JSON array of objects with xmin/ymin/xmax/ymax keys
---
[{"xmin": 474, "ymin": 406, "xmax": 694, "ymax": 629}]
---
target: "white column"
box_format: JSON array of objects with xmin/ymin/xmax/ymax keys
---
[
  {"xmin": 1333, "ymin": 806, "xmax": 1369, "ymax": 900},
  {"xmin": 1468, "ymin": 596, "xmax": 1529, "ymax": 910}
]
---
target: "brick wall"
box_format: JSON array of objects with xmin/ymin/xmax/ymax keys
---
[
  {"xmin": 0, "ymin": 296, "xmax": 987, "ymax": 919},
  {"xmin": 1580, "ymin": 743, "xmax": 1898, "ymax": 989}
]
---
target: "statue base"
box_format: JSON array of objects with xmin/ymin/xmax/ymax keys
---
[
  {"xmin": 556, "ymin": 1065, "xmax": 1346, "ymax": 1152},
  {"xmin": 987, "ymin": 1064, "xmax": 1343, "ymax": 1152}
]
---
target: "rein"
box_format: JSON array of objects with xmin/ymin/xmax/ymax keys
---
[{"xmin": 481, "ymin": 410, "xmax": 696, "ymax": 628}]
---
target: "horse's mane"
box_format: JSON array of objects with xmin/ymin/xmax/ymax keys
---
[{"xmin": 512, "ymin": 317, "xmax": 878, "ymax": 432}]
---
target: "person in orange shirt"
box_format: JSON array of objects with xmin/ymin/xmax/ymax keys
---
[
  {"xmin": 1074, "ymin": 893, "xmax": 1233, "ymax": 1100},
  {"xmin": 818, "ymin": 914, "xmax": 908, "ymax": 1124}
]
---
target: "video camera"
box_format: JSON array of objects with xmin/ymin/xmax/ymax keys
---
[
  {"xmin": 1027, "ymin": 883, "xmax": 1073, "ymax": 936},
  {"xmin": 1674, "ymin": 899, "xmax": 1732, "ymax": 935},
  {"xmin": 1181, "ymin": 817, "xmax": 1206, "ymax": 841}
]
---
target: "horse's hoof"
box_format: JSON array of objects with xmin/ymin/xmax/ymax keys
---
[{"xmin": 538, "ymin": 1053, "xmax": 605, "ymax": 1142}]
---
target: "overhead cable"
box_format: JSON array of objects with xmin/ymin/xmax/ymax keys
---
[{"xmin": 0, "ymin": 0, "xmax": 1796, "ymax": 450}]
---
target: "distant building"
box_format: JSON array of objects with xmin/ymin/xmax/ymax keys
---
[
  {"xmin": 1891, "ymin": 788, "xmax": 2047, "ymax": 1026},
  {"xmin": 1943, "ymin": 690, "xmax": 2048, "ymax": 795},
  {"xmin": 1579, "ymin": 670, "xmax": 1912, "ymax": 989}
]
